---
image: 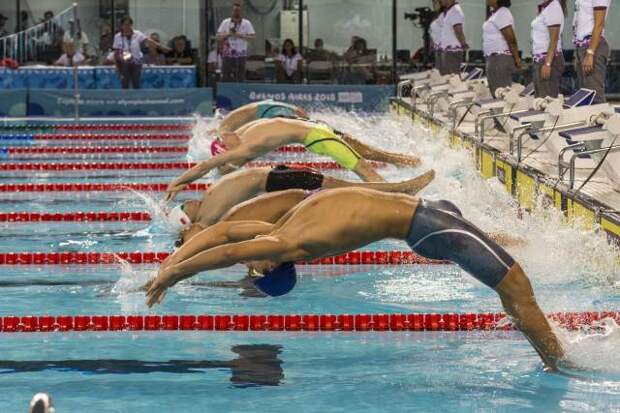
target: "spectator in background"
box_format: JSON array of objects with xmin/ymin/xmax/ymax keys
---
[
  {"xmin": 38, "ymin": 10, "xmax": 64, "ymax": 63},
  {"xmin": 0, "ymin": 14, "xmax": 9, "ymax": 37},
  {"xmin": 276, "ymin": 38, "xmax": 303, "ymax": 83},
  {"xmin": 19, "ymin": 11, "xmax": 30, "ymax": 32},
  {"xmin": 430, "ymin": 0, "xmax": 444, "ymax": 71},
  {"xmin": 344, "ymin": 37, "xmax": 376, "ymax": 83},
  {"xmin": 113, "ymin": 16, "xmax": 170, "ymax": 89},
  {"xmin": 217, "ymin": 2, "xmax": 255, "ymax": 82},
  {"xmin": 166, "ymin": 35, "xmax": 194, "ymax": 65},
  {"xmin": 63, "ymin": 19, "xmax": 90, "ymax": 57},
  {"xmin": 143, "ymin": 32, "xmax": 167, "ymax": 65},
  {"xmin": 99, "ymin": 22, "xmax": 114, "ymax": 59},
  {"xmin": 208, "ymin": 38, "xmax": 224, "ymax": 75},
  {"xmin": 54, "ymin": 41, "xmax": 85, "ymax": 66},
  {"xmin": 307, "ymin": 38, "xmax": 334, "ymax": 61}
]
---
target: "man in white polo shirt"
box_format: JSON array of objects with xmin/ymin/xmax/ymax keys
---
[{"xmin": 217, "ymin": 2, "xmax": 256, "ymax": 82}]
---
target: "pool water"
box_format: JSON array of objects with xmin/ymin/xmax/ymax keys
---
[{"xmin": 0, "ymin": 113, "xmax": 619, "ymax": 412}]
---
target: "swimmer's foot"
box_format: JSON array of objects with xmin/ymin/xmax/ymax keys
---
[
  {"xmin": 405, "ymin": 169, "xmax": 435, "ymax": 195},
  {"xmin": 28, "ymin": 393, "xmax": 53, "ymax": 413}
]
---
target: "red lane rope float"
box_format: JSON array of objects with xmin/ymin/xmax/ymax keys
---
[
  {"xmin": 52, "ymin": 124, "xmax": 194, "ymax": 131},
  {"xmin": 1, "ymin": 312, "xmax": 617, "ymax": 333},
  {"xmin": 3, "ymin": 145, "xmax": 306, "ymax": 155},
  {"xmin": 0, "ymin": 212, "xmax": 152, "ymax": 222},
  {"xmin": 33, "ymin": 133, "xmax": 191, "ymax": 141},
  {"xmin": 0, "ymin": 161, "xmax": 385, "ymax": 172},
  {"xmin": 0, "ymin": 183, "xmax": 210, "ymax": 192},
  {"xmin": 6, "ymin": 146, "xmax": 188, "ymax": 155},
  {"xmin": 0, "ymin": 251, "xmax": 440, "ymax": 265}
]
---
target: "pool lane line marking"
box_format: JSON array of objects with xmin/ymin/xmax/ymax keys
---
[
  {"xmin": 0, "ymin": 312, "xmax": 616, "ymax": 332},
  {"xmin": 0, "ymin": 160, "xmax": 385, "ymax": 171},
  {"xmin": 0, "ymin": 251, "xmax": 444, "ymax": 266}
]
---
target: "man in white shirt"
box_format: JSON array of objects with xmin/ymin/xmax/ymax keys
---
[
  {"xmin": 112, "ymin": 16, "xmax": 169, "ymax": 89},
  {"xmin": 217, "ymin": 2, "xmax": 256, "ymax": 82},
  {"xmin": 54, "ymin": 41, "xmax": 85, "ymax": 66},
  {"xmin": 63, "ymin": 19, "xmax": 90, "ymax": 57}
]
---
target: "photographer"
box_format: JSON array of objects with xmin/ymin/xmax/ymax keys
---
[
  {"xmin": 217, "ymin": 2, "xmax": 256, "ymax": 82},
  {"xmin": 113, "ymin": 16, "xmax": 170, "ymax": 89}
]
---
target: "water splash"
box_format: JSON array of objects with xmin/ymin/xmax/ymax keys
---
[
  {"xmin": 111, "ymin": 255, "xmax": 155, "ymax": 313},
  {"xmin": 187, "ymin": 114, "xmax": 218, "ymax": 161},
  {"xmin": 557, "ymin": 317, "xmax": 620, "ymax": 376}
]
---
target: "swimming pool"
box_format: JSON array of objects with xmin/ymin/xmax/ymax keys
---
[{"xmin": 0, "ymin": 113, "xmax": 618, "ymax": 412}]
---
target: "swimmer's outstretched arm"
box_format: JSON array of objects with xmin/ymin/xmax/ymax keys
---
[
  {"xmin": 145, "ymin": 236, "xmax": 304, "ymax": 307},
  {"xmin": 165, "ymin": 145, "xmax": 254, "ymax": 202},
  {"xmin": 162, "ymin": 221, "xmax": 274, "ymax": 271},
  {"xmin": 341, "ymin": 134, "xmax": 421, "ymax": 167}
]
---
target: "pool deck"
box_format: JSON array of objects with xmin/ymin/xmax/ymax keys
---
[{"xmin": 390, "ymin": 98, "xmax": 620, "ymax": 246}]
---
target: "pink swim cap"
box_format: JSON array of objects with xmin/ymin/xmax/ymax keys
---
[{"xmin": 210, "ymin": 138, "xmax": 228, "ymax": 156}]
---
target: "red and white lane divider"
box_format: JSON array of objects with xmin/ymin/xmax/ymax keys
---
[
  {"xmin": 0, "ymin": 182, "xmax": 210, "ymax": 192},
  {"xmin": 1, "ymin": 145, "xmax": 307, "ymax": 155},
  {"xmin": 52, "ymin": 123, "xmax": 194, "ymax": 131},
  {"xmin": 0, "ymin": 160, "xmax": 383, "ymax": 172},
  {"xmin": 0, "ymin": 161, "xmax": 386, "ymax": 172},
  {"xmin": 32, "ymin": 133, "xmax": 191, "ymax": 141},
  {"xmin": 0, "ymin": 212, "xmax": 152, "ymax": 222},
  {"xmin": 4, "ymin": 146, "xmax": 188, "ymax": 155},
  {"xmin": 0, "ymin": 251, "xmax": 441, "ymax": 265},
  {"xmin": 0, "ymin": 312, "xmax": 617, "ymax": 333}
]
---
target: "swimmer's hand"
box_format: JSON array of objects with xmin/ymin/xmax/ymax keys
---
[
  {"xmin": 164, "ymin": 182, "xmax": 186, "ymax": 203},
  {"xmin": 144, "ymin": 268, "xmax": 177, "ymax": 307}
]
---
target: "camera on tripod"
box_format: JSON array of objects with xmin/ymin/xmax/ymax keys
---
[{"xmin": 404, "ymin": 7, "xmax": 435, "ymax": 27}]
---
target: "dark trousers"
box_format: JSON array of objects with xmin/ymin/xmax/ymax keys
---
[
  {"xmin": 117, "ymin": 61, "xmax": 142, "ymax": 89},
  {"xmin": 222, "ymin": 57, "xmax": 247, "ymax": 82},
  {"xmin": 486, "ymin": 54, "xmax": 516, "ymax": 97},
  {"xmin": 533, "ymin": 54, "xmax": 565, "ymax": 98},
  {"xmin": 441, "ymin": 51, "xmax": 463, "ymax": 75},
  {"xmin": 576, "ymin": 38, "xmax": 610, "ymax": 104},
  {"xmin": 434, "ymin": 51, "xmax": 443, "ymax": 74}
]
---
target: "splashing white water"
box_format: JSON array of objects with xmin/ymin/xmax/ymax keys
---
[
  {"xmin": 558, "ymin": 318, "xmax": 620, "ymax": 376},
  {"xmin": 187, "ymin": 114, "xmax": 218, "ymax": 161},
  {"xmin": 127, "ymin": 188, "xmax": 179, "ymax": 235},
  {"xmin": 111, "ymin": 255, "xmax": 155, "ymax": 313}
]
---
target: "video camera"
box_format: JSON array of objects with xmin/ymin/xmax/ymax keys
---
[{"xmin": 404, "ymin": 7, "xmax": 435, "ymax": 27}]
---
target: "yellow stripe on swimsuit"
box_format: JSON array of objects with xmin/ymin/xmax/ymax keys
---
[{"xmin": 303, "ymin": 125, "xmax": 361, "ymax": 170}]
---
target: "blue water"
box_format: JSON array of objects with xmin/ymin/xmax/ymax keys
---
[{"xmin": 0, "ymin": 114, "xmax": 618, "ymax": 412}]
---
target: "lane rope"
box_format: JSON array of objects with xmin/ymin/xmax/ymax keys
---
[
  {"xmin": 0, "ymin": 123, "xmax": 195, "ymax": 131},
  {"xmin": 0, "ymin": 251, "xmax": 441, "ymax": 265},
  {"xmin": 0, "ymin": 144, "xmax": 307, "ymax": 154},
  {"xmin": 1, "ymin": 312, "xmax": 616, "ymax": 332},
  {"xmin": 0, "ymin": 161, "xmax": 385, "ymax": 172},
  {"xmin": 0, "ymin": 182, "xmax": 210, "ymax": 192},
  {"xmin": 0, "ymin": 134, "xmax": 191, "ymax": 141}
]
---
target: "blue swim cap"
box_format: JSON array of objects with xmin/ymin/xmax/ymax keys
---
[{"xmin": 252, "ymin": 262, "xmax": 297, "ymax": 297}]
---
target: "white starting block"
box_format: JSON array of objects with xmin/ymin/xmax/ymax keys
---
[{"xmin": 557, "ymin": 113, "xmax": 620, "ymax": 190}]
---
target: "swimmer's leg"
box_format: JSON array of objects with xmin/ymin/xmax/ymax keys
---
[
  {"xmin": 323, "ymin": 169, "xmax": 435, "ymax": 195},
  {"xmin": 353, "ymin": 158, "xmax": 386, "ymax": 182},
  {"xmin": 341, "ymin": 134, "xmax": 421, "ymax": 167},
  {"xmin": 407, "ymin": 201, "xmax": 563, "ymax": 369},
  {"xmin": 495, "ymin": 264, "xmax": 564, "ymax": 370}
]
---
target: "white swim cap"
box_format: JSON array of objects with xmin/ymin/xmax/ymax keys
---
[{"xmin": 166, "ymin": 204, "xmax": 191, "ymax": 231}]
